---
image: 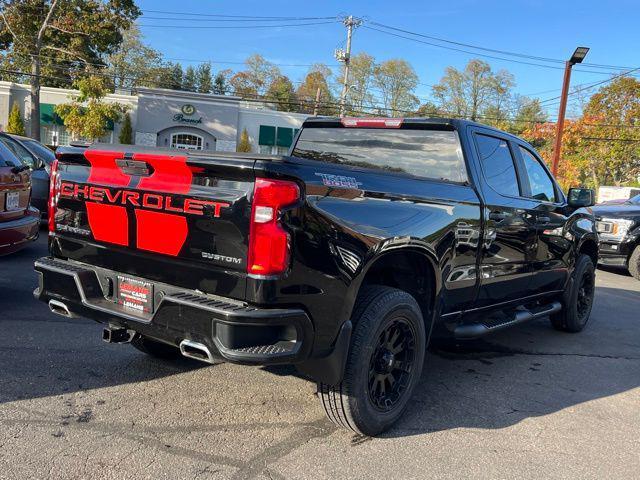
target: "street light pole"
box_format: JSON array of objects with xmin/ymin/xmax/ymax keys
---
[{"xmin": 551, "ymin": 47, "xmax": 590, "ymax": 176}]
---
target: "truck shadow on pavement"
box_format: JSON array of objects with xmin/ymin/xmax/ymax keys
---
[{"xmin": 2, "ymin": 238, "xmax": 639, "ymax": 442}]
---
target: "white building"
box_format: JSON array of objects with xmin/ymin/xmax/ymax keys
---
[{"xmin": 0, "ymin": 81, "xmax": 309, "ymax": 154}]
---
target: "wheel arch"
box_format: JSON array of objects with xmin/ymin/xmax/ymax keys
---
[{"xmin": 577, "ymin": 234, "xmax": 599, "ymax": 267}]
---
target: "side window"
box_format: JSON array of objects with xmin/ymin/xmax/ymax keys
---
[
  {"xmin": 519, "ymin": 147, "xmax": 556, "ymax": 203},
  {"xmin": 475, "ymin": 134, "xmax": 520, "ymax": 197}
]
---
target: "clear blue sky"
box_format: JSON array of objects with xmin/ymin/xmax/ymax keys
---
[{"xmin": 136, "ymin": 0, "xmax": 639, "ymax": 118}]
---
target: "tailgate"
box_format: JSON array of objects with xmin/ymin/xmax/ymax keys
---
[{"xmin": 51, "ymin": 147, "xmax": 255, "ymax": 299}]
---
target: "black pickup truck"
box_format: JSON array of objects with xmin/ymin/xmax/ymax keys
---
[
  {"xmin": 593, "ymin": 194, "xmax": 640, "ymax": 279},
  {"xmin": 36, "ymin": 117, "xmax": 598, "ymax": 435}
]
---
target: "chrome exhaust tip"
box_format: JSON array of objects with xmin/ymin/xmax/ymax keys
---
[
  {"xmin": 179, "ymin": 339, "xmax": 216, "ymax": 364},
  {"xmin": 48, "ymin": 299, "xmax": 76, "ymax": 318}
]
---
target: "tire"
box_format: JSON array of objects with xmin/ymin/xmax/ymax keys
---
[
  {"xmin": 550, "ymin": 254, "xmax": 596, "ymax": 333},
  {"xmin": 318, "ymin": 286, "xmax": 426, "ymax": 436},
  {"xmin": 628, "ymin": 245, "xmax": 640, "ymax": 281},
  {"xmin": 131, "ymin": 335, "xmax": 180, "ymax": 360}
]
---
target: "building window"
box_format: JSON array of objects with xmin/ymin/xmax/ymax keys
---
[
  {"xmin": 258, "ymin": 125, "xmax": 294, "ymax": 155},
  {"xmin": 171, "ymin": 133, "xmax": 203, "ymax": 150}
]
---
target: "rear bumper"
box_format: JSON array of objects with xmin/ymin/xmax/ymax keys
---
[
  {"xmin": 0, "ymin": 207, "xmax": 40, "ymax": 255},
  {"xmin": 34, "ymin": 257, "xmax": 314, "ymax": 365}
]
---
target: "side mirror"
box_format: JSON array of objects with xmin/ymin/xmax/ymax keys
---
[
  {"xmin": 567, "ymin": 187, "xmax": 596, "ymax": 208},
  {"xmin": 35, "ymin": 157, "xmax": 46, "ymax": 170}
]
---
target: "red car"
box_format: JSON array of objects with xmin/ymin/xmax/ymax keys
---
[{"xmin": 0, "ymin": 139, "xmax": 39, "ymax": 256}]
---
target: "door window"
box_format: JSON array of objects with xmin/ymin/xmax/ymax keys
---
[
  {"xmin": 519, "ymin": 147, "xmax": 556, "ymax": 203},
  {"xmin": 475, "ymin": 134, "xmax": 520, "ymax": 197}
]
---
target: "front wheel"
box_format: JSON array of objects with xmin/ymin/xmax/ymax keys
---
[
  {"xmin": 318, "ymin": 286, "xmax": 426, "ymax": 436},
  {"xmin": 550, "ymin": 254, "xmax": 596, "ymax": 333},
  {"xmin": 628, "ymin": 245, "xmax": 640, "ymax": 281}
]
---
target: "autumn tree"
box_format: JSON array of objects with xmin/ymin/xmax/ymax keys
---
[
  {"xmin": 581, "ymin": 76, "xmax": 640, "ymax": 186},
  {"xmin": 196, "ymin": 62, "xmax": 213, "ymax": 94},
  {"xmin": 55, "ymin": 75, "xmax": 128, "ymax": 141},
  {"xmin": 296, "ymin": 65, "xmax": 334, "ymax": 114},
  {"xmin": 265, "ymin": 75, "xmax": 297, "ymax": 112},
  {"xmin": 0, "ymin": 0, "xmax": 140, "ymax": 140},
  {"xmin": 244, "ymin": 54, "xmax": 280, "ymax": 96},
  {"xmin": 230, "ymin": 71, "xmax": 258, "ymax": 98},
  {"xmin": 373, "ymin": 59, "xmax": 419, "ymax": 116},
  {"xmin": 6, "ymin": 102, "xmax": 25, "ymax": 135}
]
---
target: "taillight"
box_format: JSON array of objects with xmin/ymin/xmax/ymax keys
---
[
  {"xmin": 48, "ymin": 158, "xmax": 59, "ymax": 233},
  {"xmin": 247, "ymin": 178, "xmax": 300, "ymax": 276}
]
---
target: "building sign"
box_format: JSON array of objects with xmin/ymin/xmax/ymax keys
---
[{"xmin": 173, "ymin": 103, "xmax": 202, "ymax": 124}]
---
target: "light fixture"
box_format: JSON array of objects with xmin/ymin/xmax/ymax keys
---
[{"xmin": 569, "ymin": 47, "xmax": 590, "ymax": 65}]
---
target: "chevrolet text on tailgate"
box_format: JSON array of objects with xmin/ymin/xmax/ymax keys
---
[{"xmin": 36, "ymin": 117, "xmax": 599, "ymax": 435}]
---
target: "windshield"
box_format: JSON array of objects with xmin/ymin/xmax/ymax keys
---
[
  {"xmin": 629, "ymin": 194, "xmax": 640, "ymax": 204},
  {"xmin": 292, "ymin": 127, "xmax": 468, "ymax": 183},
  {"xmin": 23, "ymin": 139, "xmax": 56, "ymax": 164}
]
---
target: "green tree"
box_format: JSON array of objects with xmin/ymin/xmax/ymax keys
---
[
  {"xmin": 6, "ymin": 102, "xmax": 25, "ymax": 135},
  {"xmin": 0, "ymin": 0, "xmax": 140, "ymax": 140},
  {"xmin": 265, "ymin": 75, "xmax": 297, "ymax": 111},
  {"xmin": 213, "ymin": 69, "xmax": 231, "ymax": 95},
  {"xmin": 338, "ymin": 53, "xmax": 375, "ymax": 115},
  {"xmin": 415, "ymin": 101, "xmax": 440, "ymax": 118},
  {"xmin": 118, "ymin": 112, "xmax": 132, "ymax": 144},
  {"xmin": 373, "ymin": 59, "xmax": 419, "ymax": 116},
  {"xmin": 244, "ymin": 54, "xmax": 280, "ymax": 96},
  {"xmin": 236, "ymin": 128, "xmax": 252, "ymax": 152},
  {"xmin": 510, "ymin": 97, "xmax": 547, "ymax": 134},
  {"xmin": 183, "ymin": 65, "xmax": 197, "ymax": 92},
  {"xmin": 196, "ymin": 62, "xmax": 213, "ymax": 93},
  {"xmin": 55, "ymin": 75, "xmax": 129, "ymax": 141},
  {"xmin": 107, "ymin": 24, "xmax": 163, "ymax": 90},
  {"xmin": 432, "ymin": 60, "xmax": 515, "ymax": 122}
]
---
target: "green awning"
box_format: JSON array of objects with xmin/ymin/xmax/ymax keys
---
[
  {"xmin": 40, "ymin": 103, "xmax": 63, "ymax": 126},
  {"xmin": 276, "ymin": 127, "xmax": 293, "ymax": 148},
  {"xmin": 258, "ymin": 125, "xmax": 276, "ymax": 146}
]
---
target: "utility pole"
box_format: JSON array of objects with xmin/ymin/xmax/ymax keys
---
[
  {"xmin": 551, "ymin": 46, "xmax": 590, "ymax": 176},
  {"xmin": 313, "ymin": 87, "xmax": 321, "ymax": 116},
  {"xmin": 336, "ymin": 15, "xmax": 362, "ymax": 117}
]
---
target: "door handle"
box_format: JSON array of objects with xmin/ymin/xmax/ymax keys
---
[{"xmin": 489, "ymin": 211, "xmax": 507, "ymax": 222}]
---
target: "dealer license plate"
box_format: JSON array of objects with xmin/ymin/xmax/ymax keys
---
[
  {"xmin": 6, "ymin": 191, "xmax": 20, "ymax": 211},
  {"xmin": 116, "ymin": 275, "xmax": 154, "ymax": 315}
]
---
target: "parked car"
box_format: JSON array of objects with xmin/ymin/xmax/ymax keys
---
[
  {"xmin": 0, "ymin": 140, "xmax": 39, "ymax": 255},
  {"xmin": 35, "ymin": 117, "xmax": 598, "ymax": 436},
  {"xmin": 0, "ymin": 133, "xmax": 54, "ymax": 220},
  {"xmin": 593, "ymin": 193, "xmax": 640, "ymax": 279}
]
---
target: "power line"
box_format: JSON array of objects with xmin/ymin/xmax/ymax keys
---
[
  {"xmin": 537, "ymin": 66, "xmax": 640, "ymax": 105},
  {"xmin": 138, "ymin": 21, "xmax": 337, "ymax": 29},
  {"xmin": 141, "ymin": 10, "xmax": 336, "ymax": 20},
  {"xmin": 364, "ymin": 24, "xmax": 634, "ymax": 76},
  {"xmin": 141, "ymin": 16, "xmax": 338, "ymax": 23}
]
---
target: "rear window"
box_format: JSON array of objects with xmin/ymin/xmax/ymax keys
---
[
  {"xmin": 23, "ymin": 139, "xmax": 56, "ymax": 164},
  {"xmin": 292, "ymin": 128, "xmax": 468, "ymax": 183},
  {"xmin": 0, "ymin": 140, "xmax": 21, "ymax": 167}
]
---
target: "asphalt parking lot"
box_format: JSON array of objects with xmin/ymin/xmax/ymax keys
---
[{"xmin": 1, "ymin": 234, "xmax": 639, "ymax": 479}]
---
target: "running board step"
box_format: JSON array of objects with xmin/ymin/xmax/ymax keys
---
[{"xmin": 454, "ymin": 301, "xmax": 562, "ymax": 339}]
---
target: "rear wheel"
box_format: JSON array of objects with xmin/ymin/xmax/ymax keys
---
[
  {"xmin": 131, "ymin": 335, "xmax": 180, "ymax": 360},
  {"xmin": 628, "ymin": 245, "xmax": 640, "ymax": 281},
  {"xmin": 318, "ymin": 286, "xmax": 426, "ymax": 436},
  {"xmin": 550, "ymin": 254, "xmax": 595, "ymax": 333}
]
